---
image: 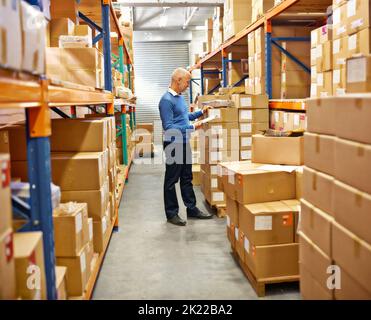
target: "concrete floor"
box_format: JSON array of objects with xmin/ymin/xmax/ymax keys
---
[{"xmin": 92, "ymin": 150, "xmax": 301, "ymax": 300}]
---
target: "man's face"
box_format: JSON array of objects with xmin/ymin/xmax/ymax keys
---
[{"xmin": 177, "ymin": 74, "xmax": 191, "ymax": 93}]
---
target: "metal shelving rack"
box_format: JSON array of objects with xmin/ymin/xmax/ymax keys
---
[
  {"xmin": 0, "ymin": 0, "xmax": 134, "ymax": 300},
  {"xmin": 190, "ymin": 0, "xmax": 331, "ymax": 111}
]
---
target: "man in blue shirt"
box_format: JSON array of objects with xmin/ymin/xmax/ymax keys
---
[{"xmin": 159, "ymin": 68, "xmax": 213, "ymax": 226}]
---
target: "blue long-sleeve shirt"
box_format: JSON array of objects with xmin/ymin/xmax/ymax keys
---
[{"xmin": 159, "ymin": 90, "xmax": 203, "ymax": 143}]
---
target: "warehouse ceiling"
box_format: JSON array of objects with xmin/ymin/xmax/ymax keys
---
[{"xmin": 115, "ymin": 0, "xmax": 221, "ymax": 31}]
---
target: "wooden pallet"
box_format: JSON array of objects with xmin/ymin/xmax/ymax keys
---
[
  {"xmin": 231, "ymin": 248, "xmax": 299, "ymax": 297},
  {"xmin": 205, "ymin": 199, "xmax": 226, "ymax": 218}
]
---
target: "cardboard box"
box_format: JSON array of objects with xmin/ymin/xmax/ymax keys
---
[
  {"xmin": 0, "ymin": 125, "xmax": 29, "ymax": 161},
  {"xmin": 239, "ymin": 122, "xmax": 268, "ymax": 136},
  {"xmin": 306, "ymin": 98, "xmax": 336, "ymax": 135},
  {"xmin": 347, "ymin": 28, "xmax": 371, "ymax": 57},
  {"xmin": 55, "ymin": 266, "xmax": 68, "ymax": 300},
  {"xmin": 346, "ymin": 0, "xmax": 371, "ymax": 35},
  {"xmin": 50, "ymin": 18, "xmax": 75, "ymax": 47},
  {"xmin": 332, "ymin": 37, "xmax": 347, "ymax": 69},
  {"xmin": 296, "ymin": 167, "xmax": 303, "ymax": 200},
  {"xmin": 334, "ymin": 96, "xmax": 371, "ymax": 144},
  {"xmin": 53, "ymin": 203, "xmax": 89, "ymax": 257},
  {"xmin": 50, "ymin": 0, "xmax": 78, "ymax": 23},
  {"xmin": 302, "ymin": 166, "xmax": 334, "ymax": 216},
  {"xmin": 316, "ymin": 71, "xmax": 333, "ymax": 97},
  {"xmin": 333, "ymin": 4, "xmax": 347, "ymax": 40},
  {"xmin": 238, "ymin": 108, "xmax": 269, "ymax": 123},
  {"xmin": 226, "ymin": 196, "xmax": 239, "ymax": 228},
  {"xmin": 252, "ymin": 135, "xmax": 304, "ymax": 165},
  {"xmin": 300, "ymin": 264, "xmax": 333, "ymax": 300},
  {"xmin": 0, "ymin": 229, "xmax": 16, "ymax": 300},
  {"xmin": 299, "ymin": 231, "xmax": 333, "ymax": 298},
  {"xmin": 304, "ymin": 133, "xmax": 335, "ymax": 176},
  {"xmin": 0, "ymin": 154, "xmax": 12, "ymax": 236},
  {"xmin": 0, "ymin": 0, "xmax": 22, "ymax": 70},
  {"xmin": 20, "ymin": 1, "xmax": 46, "ymax": 74},
  {"xmin": 311, "ymin": 25, "xmax": 333, "ymax": 48},
  {"xmin": 236, "ymin": 166, "xmax": 296, "ymax": 205},
  {"xmin": 231, "ymin": 94, "xmax": 268, "ymax": 109},
  {"xmin": 240, "ymin": 150, "xmax": 252, "ymax": 161},
  {"xmin": 56, "ymin": 243, "xmax": 89, "ymax": 297},
  {"xmin": 244, "ymin": 241, "xmax": 299, "ymax": 279},
  {"xmin": 203, "ymin": 172, "xmax": 225, "ymax": 206},
  {"xmin": 333, "ymin": 180, "xmax": 371, "ymax": 245},
  {"xmin": 346, "ymin": 55, "xmax": 371, "ymax": 93},
  {"xmin": 205, "ymin": 134, "xmax": 240, "ymax": 151},
  {"xmin": 200, "ymin": 163, "xmax": 218, "ymax": 176},
  {"xmin": 332, "ymin": 220, "xmax": 371, "ymax": 292},
  {"xmin": 207, "ymin": 108, "xmax": 238, "ymax": 123},
  {"xmin": 240, "ymin": 136, "xmax": 252, "ymax": 150},
  {"xmin": 300, "ymin": 199, "xmax": 333, "ymax": 257},
  {"xmin": 335, "ymin": 137, "xmax": 371, "ymax": 194},
  {"xmin": 316, "ymin": 41, "xmax": 332, "ymax": 72},
  {"xmin": 14, "ymin": 232, "xmax": 46, "ymax": 300},
  {"xmin": 136, "ymin": 123, "xmax": 154, "ymax": 134},
  {"xmin": 239, "ymin": 201, "xmax": 298, "ymax": 246},
  {"xmin": 334, "ymin": 266, "xmax": 371, "ymax": 300},
  {"xmin": 332, "ymin": 68, "xmax": 346, "ymax": 96},
  {"xmin": 51, "ymin": 119, "xmax": 108, "ymax": 152},
  {"xmin": 92, "ymin": 211, "xmax": 111, "ymax": 253}
]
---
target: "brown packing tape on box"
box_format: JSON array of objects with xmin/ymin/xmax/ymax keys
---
[
  {"xmin": 334, "ymin": 263, "xmax": 371, "ymax": 300},
  {"xmin": 334, "ymin": 137, "xmax": 371, "ymax": 194},
  {"xmin": 298, "ymin": 231, "xmax": 333, "ymax": 297},
  {"xmin": 333, "ymin": 180, "xmax": 371, "ymax": 245},
  {"xmin": 300, "ymin": 199, "xmax": 333, "ymax": 257},
  {"xmin": 332, "ymin": 220, "xmax": 371, "ymax": 294},
  {"xmin": 302, "ymin": 166, "xmax": 334, "ymax": 216},
  {"xmin": 300, "ymin": 264, "xmax": 333, "ymax": 300},
  {"xmin": 304, "ymin": 132, "xmax": 335, "ymax": 176}
]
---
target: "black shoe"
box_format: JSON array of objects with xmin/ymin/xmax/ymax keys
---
[
  {"xmin": 187, "ymin": 208, "xmax": 213, "ymax": 219},
  {"xmin": 167, "ymin": 214, "xmax": 187, "ymax": 226}
]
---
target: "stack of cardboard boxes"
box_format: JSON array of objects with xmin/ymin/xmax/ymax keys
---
[
  {"xmin": 0, "ymin": 0, "xmax": 46, "ymax": 75},
  {"xmin": 231, "ymin": 94, "xmax": 269, "ymax": 161},
  {"xmin": 54, "ymin": 203, "xmax": 93, "ymax": 297},
  {"xmin": 7, "ymin": 119, "xmax": 115, "ymax": 257},
  {"xmin": 211, "ymin": 7, "xmax": 224, "ymax": 51},
  {"xmin": 310, "ymin": 24, "xmax": 333, "ymax": 97},
  {"xmin": 270, "ymin": 110, "xmax": 307, "ymax": 132},
  {"xmin": 190, "ymin": 131, "xmax": 201, "ymax": 186},
  {"xmin": 300, "ymin": 96, "xmax": 371, "ymax": 300},
  {"xmin": 45, "ymin": 0, "xmax": 105, "ymax": 88},
  {"xmin": 247, "ymin": 26, "xmax": 311, "ymax": 99},
  {"xmin": 135, "ymin": 123, "xmax": 155, "ymax": 158},
  {"xmin": 0, "ymin": 153, "xmax": 16, "ymax": 300},
  {"xmin": 223, "ymin": 0, "xmax": 252, "ymax": 41},
  {"xmin": 219, "ymin": 159, "xmax": 301, "ymax": 282}
]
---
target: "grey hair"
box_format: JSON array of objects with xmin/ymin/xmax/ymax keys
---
[{"xmin": 171, "ymin": 68, "xmax": 191, "ymax": 82}]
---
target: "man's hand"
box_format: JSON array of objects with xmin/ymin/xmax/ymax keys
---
[
  {"xmin": 193, "ymin": 121, "xmax": 203, "ymax": 130},
  {"xmin": 202, "ymin": 105, "xmax": 214, "ymax": 114}
]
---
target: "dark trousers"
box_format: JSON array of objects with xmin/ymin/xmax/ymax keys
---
[{"xmin": 163, "ymin": 141, "xmax": 197, "ymax": 219}]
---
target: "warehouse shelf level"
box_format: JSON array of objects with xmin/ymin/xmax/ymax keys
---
[{"xmin": 190, "ymin": 0, "xmax": 331, "ymax": 111}]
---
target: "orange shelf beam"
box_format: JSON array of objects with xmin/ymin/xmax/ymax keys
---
[{"xmin": 269, "ymin": 99, "xmax": 306, "ymax": 111}]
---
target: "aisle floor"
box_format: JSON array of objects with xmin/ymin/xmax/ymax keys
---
[{"xmin": 93, "ymin": 150, "xmax": 301, "ymax": 300}]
